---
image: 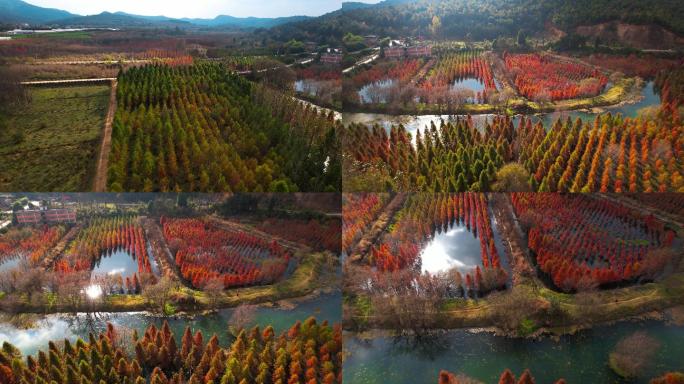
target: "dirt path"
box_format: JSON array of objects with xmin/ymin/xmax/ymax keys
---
[
  {"xmin": 490, "ymin": 194, "xmax": 537, "ymax": 285},
  {"xmin": 40, "ymin": 225, "xmax": 80, "ymax": 269},
  {"xmin": 598, "ymin": 195, "xmax": 684, "ymax": 235},
  {"xmin": 208, "ymin": 216, "xmax": 307, "ymax": 254},
  {"xmin": 348, "ymin": 193, "xmax": 407, "ymax": 263},
  {"xmin": 142, "ymin": 217, "xmax": 188, "ymax": 286},
  {"xmin": 93, "ymin": 79, "xmax": 117, "ymax": 192},
  {"xmin": 31, "ymin": 60, "xmax": 149, "ymax": 65},
  {"xmin": 485, "ymin": 52, "xmax": 517, "ymax": 94},
  {"xmin": 20, "ymin": 78, "xmax": 116, "ymax": 86},
  {"xmin": 343, "ymin": 49, "xmax": 380, "ymax": 74},
  {"xmin": 410, "ymin": 58, "xmax": 435, "ymax": 86},
  {"xmin": 546, "ymin": 52, "xmax": 613, "ymax": 76}
]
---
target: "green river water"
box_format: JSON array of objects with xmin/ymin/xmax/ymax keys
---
[
  {"xmin": 0, "ymin": 291, "xmax": 342, "ymax": 356},
  {"xmin": 344, "ymin": 320, "xmax": 684, "ymax": 383}
]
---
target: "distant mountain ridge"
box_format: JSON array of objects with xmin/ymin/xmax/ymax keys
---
[
  {"xmin": 341, "ymin": 0, "xmax": 411, "ymax": 10},
  {"xmin": 54, "ymin": 12, "xmax": 191, "ymax": 28},
  {"xmin": 114, "ymin": 12, "xmax": 311, "ymax": 28},
  {"xmin": 341, "ymin": 2, "xmax": 375, "ymax": 11},
  {"xmin": 0, "ymin": 0, "xmax": 312, "ymax": 29},
  {"xmin": 180, "ymin": 15, "xmax": 312, "ymax": 28},
  {"xmin": 0, "ymin": 0, "xmax": 75, "ymax": 24}
]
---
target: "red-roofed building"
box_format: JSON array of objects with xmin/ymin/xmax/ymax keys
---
[
  {"xmin": 44, "ymin": 209, "xmax": 76, "ymax": 223},
  {"xmin": 407, "ymin": 45, "xmax": 432, "ymax": 57},
  {"xmin": 321, "ymin": 53, "xmax": 343, "ymax": 64},
  {"xmin": 15, "ymin": 209, "xmax": 77, "ymax": 224},
  {"xmin": 15, "ymin": 210, "xmax": 41, "ymax": 224},
  {"xmin": 384, "ymin": 46, "xmax": 405, "ymax": 58}
]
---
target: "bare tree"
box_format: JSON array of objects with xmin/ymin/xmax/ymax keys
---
[
  {"xmin": 487, "ymin": 288, "xmax": 541, "ymax": 333},
  {"xmin": 96, "ymin": 273, "xmax": 120, "ymax": 295},
  {"xmin": 101, "ymin": 323, "xmax": 139, "ymax": 357},
  {"xmin": 609, "ymin": 331, "xmax": 661, "ymax": 379},
  {"xmin": 517, "ymin": 210, "xmax": 542, "ymax": 233},
  {"xmin": 489, "ymin": 87, "xmax": 517, "ymax": 112},
  {"xmin": 366, "ymin": 83, "xmax": 390, "ymax": 104},
  {"xmin": 609, "ymin": 71, "xmax": 624, "ymax": 85},
  {"xmin": 396, "ymin": 85, "xmax": 417, "ymax": 108},
  {"xmin": 57, "ymin": 272, "xmax": 90, "ymax": 314},
  {"xmin": 142, "ymin": 276, "xmax": 179, "ymax": 314},
  {"xmin": 572, "ymin": 290, "xmax": 604, "ymax": 327},
  {"xmin": 641, "ymin": 248, "xmax": 679, "ymax": 281},
  {"xmin": 447, "ymin": 87, "xmax": 473, "ymax": 114},
  {"xmin": 16, "ymin": 267, "xmax": 50, "ymax": 306},
  {"xmin": 533, "ymin": 90, "xmax": 552, "ymax": 103},
  {"xmin": 228, "ymin": 304, "xmax": 258, "ymax": 337},
  {"xmin": 366, "ymin": 270, "xmax": 449, "ymax": 338},
  {"xmin": 203, "ymin": 278, "xmax": 224, "ymax": 309},
  {"xmin": 0, "ymin": 63, "xmax": 29, "ymax": 108},
  {"xmin": 371, "ymin": 289, "xmax": 444, "ymax": 339}
]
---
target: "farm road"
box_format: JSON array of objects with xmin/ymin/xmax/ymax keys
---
[
  {"xmin": 348, "ymin": 193, "xmax": 407, "ymax": 263},
  {"xmin": 93, "ymin": 79, "xmax": 117, "ymax": 192}
]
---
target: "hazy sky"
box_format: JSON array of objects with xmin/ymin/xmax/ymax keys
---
[{"xmin": 24, "ymin": 0, "xmax": 346, "ymax": 18}]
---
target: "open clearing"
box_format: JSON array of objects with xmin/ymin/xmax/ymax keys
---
[{"xmin": 0, "ymin": 85, "xmax": 109, "ymax": 191}]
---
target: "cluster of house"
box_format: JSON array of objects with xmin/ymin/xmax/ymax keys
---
[
  {"xmin": 0, "ymin": 196, "xmax": 78, "ymax": 225},
  {"xmin": 15, "ymin": 209, "xmax": 77, "ymax": 224},
  {"xmin": 363, "ymin": 35, "xmax": 432, "ymax": 58},
  {"xmin": 385, "ymin": 44, "xmax": 432, "ymax": 58},
  {"xmin": 321, "ymin": 47, "xmax": 343, "ymax": 64}
]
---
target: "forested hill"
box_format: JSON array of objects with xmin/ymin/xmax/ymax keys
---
[
  {"xmin": 269, "ymin": 0, "xmax": 684, "ymax": 44},
  {"xmin": 262, "ymin": 8, "xmax": 346, "ymax": 46}
]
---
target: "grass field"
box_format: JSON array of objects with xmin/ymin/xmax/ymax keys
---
[
  {"xmin": 0, "ymin": 85, "xmax": 109, "ymax": 191},
  {"xmin": 8, "ymin": 63, "xmax": 122, "ymax": 81}
]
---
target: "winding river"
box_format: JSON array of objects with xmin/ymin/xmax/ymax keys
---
[
  {"xmin": 0, "ymin": 291, "xmax": 342, "ymax": 356},
  {"xmin": 342, "ymin": 81, "xmax": 661, "ymax": 139}
]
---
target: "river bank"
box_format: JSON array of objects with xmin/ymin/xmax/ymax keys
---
[
  {"xmin": 342, "ymin": 80, "xmax": 660, "ymax": 139},
  {"xmin": 345, "ymin": 270, "xmax": 684, "ymax": 336},
  {"xmin": 342, "ymin": 77, "xmax": 640, "ymax": 116}
]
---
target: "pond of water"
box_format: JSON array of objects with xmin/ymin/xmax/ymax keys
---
[
  {"xmin": 419, "ymin": 202, "xmax": 510, "ymax": 284},
  {"xmin": 358, "ymin": 79, "xmax": 397, "ymax": 104},
  {"xmin": 87, "ymin": 247, "xmax": 161, "ymax": 296},
  {"xmin": 420, "ymin": 225, "xmax": 483, "ymax": 274},
  {"xmin": 0, "ymin": 255, "xmax": 23, "ymax": 272},
  {"xmin": 452, "ymin": 77, "xmax": 486, "ymax": 92},
  {"xmin": 91, "ymin": 248, "xmax": 142, "ymax": 280},
  {"xmin": 294, "ymin": 79, "xmax": 319, "ymax": 96},
  {"xmin": 451, "ymin": 78, "xmax": 488, "ymax": 104}
]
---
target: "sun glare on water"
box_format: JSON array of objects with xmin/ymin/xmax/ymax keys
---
[{"xmin": 84, "ymin": 284, "xmax": 103, "ymax": 299}]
